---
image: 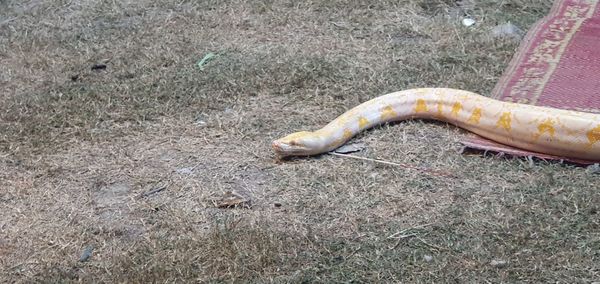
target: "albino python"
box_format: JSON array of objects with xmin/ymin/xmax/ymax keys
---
[{"xmin": 272, "ymin": 88, "xmax": 600, "ymax": 161}]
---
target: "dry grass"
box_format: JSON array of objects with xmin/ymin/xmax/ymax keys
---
[{"xmin": 1, "ymin": 0, "xmax": 599, "ymax": 282}]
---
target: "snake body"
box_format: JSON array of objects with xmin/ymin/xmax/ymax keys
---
[{"xmin": 272, "ymin": 88, "xmax": 600, "ymax": 161}]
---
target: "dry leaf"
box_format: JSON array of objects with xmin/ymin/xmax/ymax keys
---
[
  {"xmin": 334, "ymin": 142, "xmax": 367, "ymax": 154},
  {"xmin": 217, "ymin": 190, "xmax": 252, "ymax": 209}
]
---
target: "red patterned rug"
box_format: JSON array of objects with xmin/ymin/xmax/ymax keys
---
[{"xmin": 461, "ymin": 0, "xmax": 600, "ymax": 164}]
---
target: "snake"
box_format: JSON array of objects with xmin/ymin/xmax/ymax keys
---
[{"xmin": 272, "ymin": 88, "xmax": 600, "ymax": 161}]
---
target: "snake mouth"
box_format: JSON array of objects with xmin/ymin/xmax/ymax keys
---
[
  {"xmin": 271, "ymin": 140, "xmax": 283, "ymax": 153},
  {"xmin": 272, "ymin": 140, "xmax": 291, "ymax": 156},
  {"xmin": 272, "ymin": 140, "xmax": 310, "ymax": 156}
]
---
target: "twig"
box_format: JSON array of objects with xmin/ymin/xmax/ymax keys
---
[
  {"xmin": 415, "ymin": 236, "xmax": 446, "ymax": 251},
  {"xmin": 345, "ymin": 246, "xmax": 362, "ymax": 260},
  {"xmin": 389, "ymin": 233, "xmax": 418, "ymax": 250},
  {"xmin": 141, "ymin": 184, "xmax": 168, "ymax": 198},
  {"xmin": 387, "ymin": 223, "xmax": 435, "ymax": 250},
  {"xmin": 0, "ymin": 17, "xmax": 16, "ymax": 26},
  {"xmin": 387, "ymin": 223, "xmax": 434, "ymax": 239},
  {"xmin": 329, "ymin": 152, "xmax": 455, "ymax": 178}
]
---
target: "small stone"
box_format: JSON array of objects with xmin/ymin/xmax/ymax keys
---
[
  {"xmin": 492, "ymin": 23, "xmax": 524, "ymax": 40},
  {"xmin": 490, "ymin": 259, "xmax": 508, "ymax": 268},
  {"xmin": 423, "ymin": 255, "xmax": 433, "ymax": 262},
  {"xmin": 194, "ymin": 113, "xmax": 209, "ymax": 127},
  {"xmin": 175, "ymin": 167, "xmax": 195, "ymax": 175},
  {"xmin": 462, "ymin": 18, "xmax": 476, "ymax": 27},
  {"xmin": 79, "ymin": 245, "xmax": 94, "ymax": 262},
  {"xmin": 274, "ymin": 202, "xmax": 282, "ymax": 208}
]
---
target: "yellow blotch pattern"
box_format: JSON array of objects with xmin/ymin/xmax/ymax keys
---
[
  {"xmin": 343, "ymin": 129, "xmax": 353, "ymax": 140},
  {"xmin": 587, "ymin": 124, "xmax": 600, "ymax": 146},
  {"xmin": 380, "ymin": 106, "xmax": 397, "ymax": 121},
  {"xmin": 536, "ymin": 119, "xmax": 555, "ymax": 138},
  {"xmin": 436, "ymin": 103, "xmax": 444, "ymax": 117},
  {"xmin": 467, "ymin": 108, "xmax": 482, "ymax": 124},
  {"xmin": 328, "ymin": 129, "xmax": 355, "ymax": 148},
  {"xmin": 496, "ymin": 112, "xmax": 512, "ymax": 131},
  {"xmin": 451, "ymin": 102, "xmax": 462, "ymax": 117},
  {"xmin": 358, "ymin": 117, "xmax": 369, "ymax": 129},
  {"xmin": 415, "ymin": 99, "xmax": 428, "ymax": 113}
]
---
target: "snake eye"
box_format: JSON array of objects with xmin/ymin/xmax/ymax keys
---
[{"xmin": 289, "ymin": 140, "xmax": 299, "ymax": 146}]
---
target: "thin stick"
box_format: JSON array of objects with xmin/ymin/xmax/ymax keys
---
[
  {"xmin": 415, "ymin": 236, "xmax": 446, "ymax": 251},
  {"xmin": 389, "ymin": 233, "xmax": 418, "ymax": 250},
  {"xmin": 141, "ymin": 184, "xmax": 168, "ymax": 198},
  {"xmin": 329, "ymin": 152, "xmax": 455, "ymax": 178},
  {"xmin": 387, "ymin": 223, "xmax": 434, "ymax": 239},
  {"xmin": 0, "ymin": 17, "xmax": 16, "ymax": 26}
]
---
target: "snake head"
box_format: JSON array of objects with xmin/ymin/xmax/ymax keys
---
[{"xmin": 272, "ymin": 131, "xmax": 323, "ymax": 157}]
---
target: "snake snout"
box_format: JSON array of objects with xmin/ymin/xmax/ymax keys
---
[{"xmin": 271, "ymin": 140, "xmax": 285, "ymax": 154}]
